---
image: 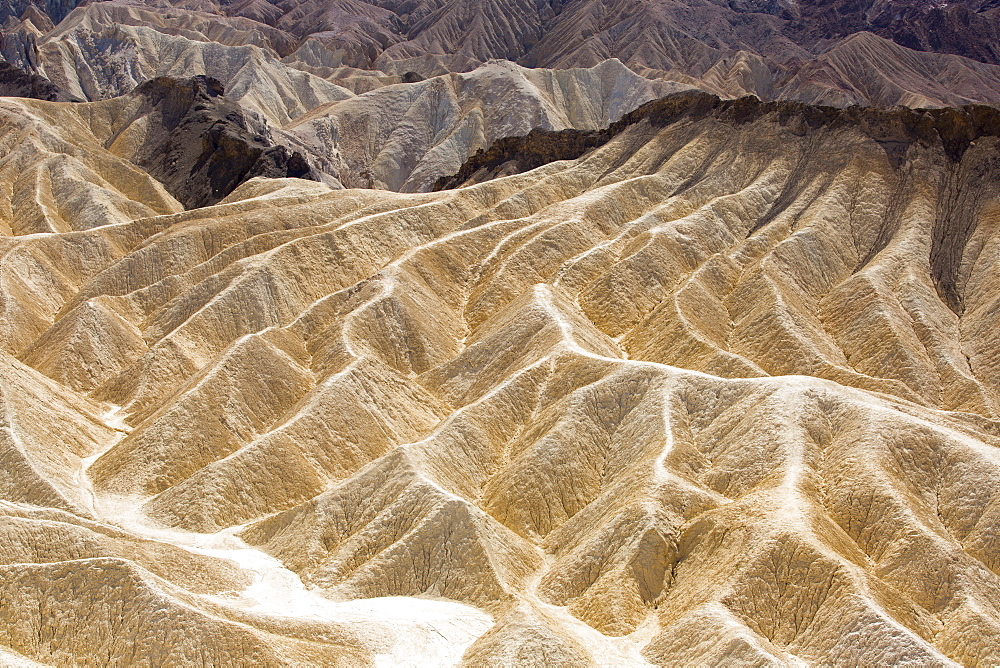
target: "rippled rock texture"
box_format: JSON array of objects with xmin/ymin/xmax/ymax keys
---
[{"xmin": 1, "ymin": 89, "xmax": 999, "ymax": 664}]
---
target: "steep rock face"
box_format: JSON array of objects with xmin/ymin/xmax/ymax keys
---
[
  {"xmin": 0, "ymin": 96, "xmax": 182, "ymax": 236},
  {"xmin": 434, "ymin": 125, "xmax": 609, "ymax": 190},
  {"xmin": 0, "ymin": 73, "xmax": 320, "ymax": 235},
  {"xmin": 0, "ymin": 59, "xmax": 71, "ymax": 100},
  {"xmin": 440, "ymin": 90, "xmax": 1000, "ymax": 181},
  {"xmin": 119, "ymin": 75, "xmax": 316, "ymax": 208},
  {"xmin": 0, "ymin": 18, "xmax": 44, "ymax": 73}
]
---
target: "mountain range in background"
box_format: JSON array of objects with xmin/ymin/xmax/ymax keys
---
[
  {"xmin": 6, "ymin": 0, "xmax": 1000, "ymax": 68},
  {"xmin": 3, "ymin": 0, "xmax": 1000, "ymax": 107}
]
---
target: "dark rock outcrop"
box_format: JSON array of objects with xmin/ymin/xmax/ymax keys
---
[
  {"xmin": 126, "ymin": 75, "xmax": 316, "ymax": 209},
  {"xmin": 0, "ymin": 60, "xmax": 72, "ymax": 100},
  {"xmin": 439, "ymin": 91, "xmax": 1000, "ymax": 189},
  {"xmin": 432, "ymin": 127, "xmax": 608, "ymax": 190}
]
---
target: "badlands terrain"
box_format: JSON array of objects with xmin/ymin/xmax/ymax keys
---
[
  {"xmin": 6, "ymin": 0, "xmax": 1000, "ymax": 109},
  {"xmin": 1, "ymin": 0, "xmax": 1000, "ymax": 666}
]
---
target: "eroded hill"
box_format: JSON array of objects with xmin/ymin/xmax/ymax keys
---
[{"xmin": 1, "ymin": 91, "xmax": 999, "ymax": 664}]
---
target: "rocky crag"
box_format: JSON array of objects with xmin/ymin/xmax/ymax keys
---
[
  {"xmin": 123, "ymin": 75, "xmax": 316, "ymax": 208},
  {"xmin": 0, "ymin": 59, "xmax": 70, "ymax": 99}
]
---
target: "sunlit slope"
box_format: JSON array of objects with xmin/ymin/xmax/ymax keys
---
[
  {"xmin": 1, "ymin": 94, "xmax": 1000, "ymax": 663},
  {"xmin": 0, "ymin": 97, "xmax": 181, "ymax": 235},
  {"xmin": 287, "ymin": 59, "xmax": 684, "ymax": 191}
]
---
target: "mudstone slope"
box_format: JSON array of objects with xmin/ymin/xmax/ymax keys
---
[{"xmin": 0, "ymin": 89, "xmax": 999, "ymax": 664}]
